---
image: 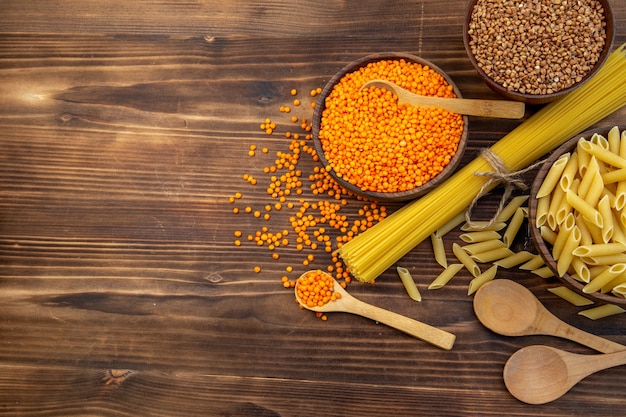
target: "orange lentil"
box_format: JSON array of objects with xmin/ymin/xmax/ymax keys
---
[
  {"xmin": 318, "ymin": 59, "xmax": 464, "ymax": 193},
  {"xmin": 293, "ymin": 99, "xmax": 301, "ymax": 106},
  {"xmin": 295, "ymin": 269, "xmax": 338, "ymax": 308},
  {"xmin": 232, "ymin": 207, "xmax": 239, "ymax": 214},
  {"xmin": 254, "ymin": 266, "xmax": 261, "ymax": 273},
  {"xmin": 290, "ymin": 88, "xmax": 297, "ymax": 96}
]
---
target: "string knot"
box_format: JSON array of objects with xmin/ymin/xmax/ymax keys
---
[{"xmin": 465, "ymin": 148, "xmax": 543, "ymax": 230}]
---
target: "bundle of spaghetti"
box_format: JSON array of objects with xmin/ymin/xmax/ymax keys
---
[{"xmin": 338, "ymin": 43, "xmax": 626, "ymax": 283}]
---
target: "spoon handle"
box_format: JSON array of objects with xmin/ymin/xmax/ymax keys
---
[
  {"xmin": 550, "ymin": 319, "xmax": 625, "ymax": 354},
  {"xmin": 364, "ymin": 79, "xmax": 525, "ymax": 119},
  {"xmin": 348, "ymin": 298, "xmax": 456, "ymax": 350}
]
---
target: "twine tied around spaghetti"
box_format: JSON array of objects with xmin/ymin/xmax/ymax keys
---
[{"xmin": 465, "ymin": 148, "xmax": 544, "ymax": 230}]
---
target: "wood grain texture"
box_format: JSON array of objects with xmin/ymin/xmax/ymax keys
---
[{"xmin": 1, "ymin": 1, "xmax": 625, "ymax": 416}]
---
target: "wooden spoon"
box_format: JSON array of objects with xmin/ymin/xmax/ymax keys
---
[
  {"xmin": 294, "ymin": 270, "xmax": 456, "ymax": 350},
  {"xmin": 361, "ymin": 79, "xmax": 525, "ymax": 119},
  {"xmin": 504, "ymin": 344, "xmax": 626, "ymax": 404},
  {"xmin": 473, "ymin": 279, "xmax": 624, "ymax": 354}
]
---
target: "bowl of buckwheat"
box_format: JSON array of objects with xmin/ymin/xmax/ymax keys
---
[{"xmin": 463, "ymin": 0, "xmax": 614, "ymax": 105}]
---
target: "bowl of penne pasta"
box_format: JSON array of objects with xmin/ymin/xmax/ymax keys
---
[
  {"xmin": 528, "ymin": 125, "xmax": 626, "ymax": 305},
  {"xmin": 312, "ymin": 53, "xmax": 468, "ymax": 202}
]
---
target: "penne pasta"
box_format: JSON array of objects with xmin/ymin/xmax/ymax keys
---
[
  {"xmin": 552, "ymin": 212, "xmax": 575, "ymax": 260},
  {"xmin": 452, "ymin": 243, "xmax": 481, "ymax": 277},
  {"xmin": 571, "ymin": 256, "xmax": 591, "ymax": 282},
  {"xmin": 578, "ymin": 304, "xmax": 626, "ymax": 320},
  {"xmin": 535, "ymin": 195, "xmax": 550, "ymax": 228},
  {"xmin": 557, "ymin": 151, "xmax": 578, "ymax": 192},
  {"xmin": 582, "ymin": 263, "xmax": 626, "ymax": 294},
  {"xmin": 494, "ymin": 250, "xmax": 535, "ymax": 269},
  {"xmin": 577, "ymin": 137, "xmax": 591, "ymax": 177},
  {"xmin": 575, "ymin": 213, "xmax": 594, "ymax": 246},
  {"xmin": 537, "ymin": 153, "xmax": 569, "ymax": 197},
  {"xmin": 532, "ymin": 266, "xmax": 555, "ymax": 278},
  {"xmin": 459, "ymin": 230, "xmax": 501, "ymax": 243},
  {"xmin": 547, "ymin": 286, "xmax": 594, "ymax": 306},
  {"xmin": 431, "ymin": 233, "xmax": 448, "ymax": 268},
  {"xmin": 519, "ymin": 254, "xmax": 546, "ymax": 270},
  {"xmin": 540, "ymin": 225, "xmax": 557, "ymax": 245},
  {"xmin": 461, "ymin": 239, "xmax": 506, "ymax": 256},
  {"xmin": 557, "ymin": 225, "xmax": 581, "ymax": 277},
  {"xmin": 572, "ymin": 242, "xmax": 626, "ymax": 258},
  {"xmin": 495, "ymin": 195, "xmax": 529, "ymax": 222},
  {"xmin": 576, "ymin": 156, "xmax": 599, "ymax": 198},
  {"xmin": 566, "ymin": 189, "xmax": 603, "ymax": 228},
  {"xmin": 582, "ymin": 253, "xmax": 626, "ymax": 266},
  {"xmin": 467, "ymin": 265, "xmax": 498, "ymax": 296},
  {"xmin": 597, "ymin": 195, "xmax": 614, "ymax": 243},
  {"xmin": 612, "ymin": 283, "xmax": 626, "ymax": 298},
  {"xmin": 428, "ymin": 263, "xmax": 464, "ymax": 290},
  {"xmin": 578, "ymin": 140, "xmax": 626, "ymax": 169},
  {"xmin": 502, "ymin": 207, "xmax": 525, "ymax": 247},
  {"xmin": 470, "ymin": 246, "xmax": 514, "ymax": 263},
  {"xmin": 397, "ymin": 266, "xmax": 422, "ymax": 302},
  {"xmin": 547, "ymin": 183, "xmax": 566, "ymax": 230}
]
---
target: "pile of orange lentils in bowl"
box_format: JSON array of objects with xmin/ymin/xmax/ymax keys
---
[{"xmin": 312, "ymin": 53, "xmax": 467, "ymax": 202}]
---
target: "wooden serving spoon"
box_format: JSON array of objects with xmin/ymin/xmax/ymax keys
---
[
  {"xmin": 473, "ymin": 279, "xmax": 624, "ymax": 354},
  {"xmin": 361, "ymin": 79, "xmax": 526, "ymax": 119},
  {"xmin": 504, "ymin": 344, "xmax": 626, "ymax": 404},
  {"xmin": 294, "ymin": 270, "xmax": 456, "ymax": 350}
]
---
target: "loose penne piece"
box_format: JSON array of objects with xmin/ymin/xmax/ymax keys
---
[
  {"xmin": 547, "ymin": 286, "xmax": 594, "ymax": 306},
  {"xmin": 503, "ymin": 207, "xmax": 525, "ymax": 247},
  {"xmin": 578, "ymin": 304, "xmax": 626, "ymax": 320},
  {"xmin": 494, "ymin": 250, "xmax": 535, "ymax": 269},
  {"xmin": 536, "ymin": 153, "xmax": 569, "ymax": 198},
  {"xmin": 467, "ymin": 265, "xmax": 498, "ymax": 296},
  {"xmin": 459, "ymin": 230, "xmax": 501, "ymax": 243},
  {"xmin": 519, "ymin": 254, "xmax": 546, "ymax": 270},
  {"xmin": 532, "ymin": 266, "xmax": 555, "ymax": 278},
  {"xmin": 495, "ymin": 195, "xmax": 529, "ymax": 222},
  {"xmin": 461, "ymin": 239, "xmax": 506, "ymax": 256},
  {"xmin": 452, "ymin": 243, "xmax": 481, "ymax": 277},
  {"xmin": 470, "ymin": 247, "xmax": 515, "ymax": 264},
  {"xmin": 430, "ymin": 233, "xmax": 447, "ymax": 268},
  {"xmin": 397, "ymin": 266, "xmax": 421, "ymax": 302},
  {"xmin": 428, "ymin": 263, "xmax": 464, "ymax": 290}
]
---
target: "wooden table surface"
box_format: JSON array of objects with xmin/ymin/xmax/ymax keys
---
[{"xmin": 1, "ymin": 1, "xmax": 625, "ymax": 416}]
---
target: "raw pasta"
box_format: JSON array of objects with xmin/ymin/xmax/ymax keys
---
[
  {"xmin": 467, "ymin": 265, "xmax": 498, "ymax": 296},
  {"xmin": 547, "ymin": 286, "xmax": 594, "ymax": 306},
  {"xmin": 431, "ymin": 233, "xmax": 448, "ymax": 268},
  {"xmin": 578, "ymin": 304, "xmax": 626, "ymax": 320},
  {"xmin": 428, "ymin": 263, "xmax": 464, "ymax": 290},
  {"xmin": 452, "ymin": 243, "xmax": 481, "ymax": 277},
  {"xmin": 397, "ymin": 266, "xmax": 422, "ymax": 302}
]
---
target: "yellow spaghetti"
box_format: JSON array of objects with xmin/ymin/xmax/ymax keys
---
[{"xmin": 338, "ymin": 43, "xmax": 626, "ymax": 283}]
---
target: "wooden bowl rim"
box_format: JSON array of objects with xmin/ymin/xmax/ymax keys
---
[
  {"xmin": 311, "ymin": 52, "xmax": 469, "ymax": 202},
  {"xmin": 528, "ymin": 125, "xmax": 626, "ymax": 306},
  {"xmin": 462, "ymin": 0, "xmax": 615, "ymax": 105}
]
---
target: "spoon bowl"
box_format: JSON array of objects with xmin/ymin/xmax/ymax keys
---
[
  {"xmin": 361, "ymin": 79, "xmax": 525, "ymax": 119},
  {"xmin": 295, "ymin": 270, "xmax": 456, "ymax": 350},
  {"xmin": 473, "ymin": 279, "xmax": 624, "ymax": 353},
  {"xmin": 504, "ymin": 345, "xmax": 626, "ymax": 404}
]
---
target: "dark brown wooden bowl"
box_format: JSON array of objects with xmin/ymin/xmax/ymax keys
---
[
  {"xmin": 463, "ymin": 0, "xmax": 615, "ymax": 105},
  {"xmin": 311, "ymin": 53, "xmax": 469, "ymax": 202},
  {"xmin": 528, "ymin": 125, "xmax": 626, "ymax": 306}
]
